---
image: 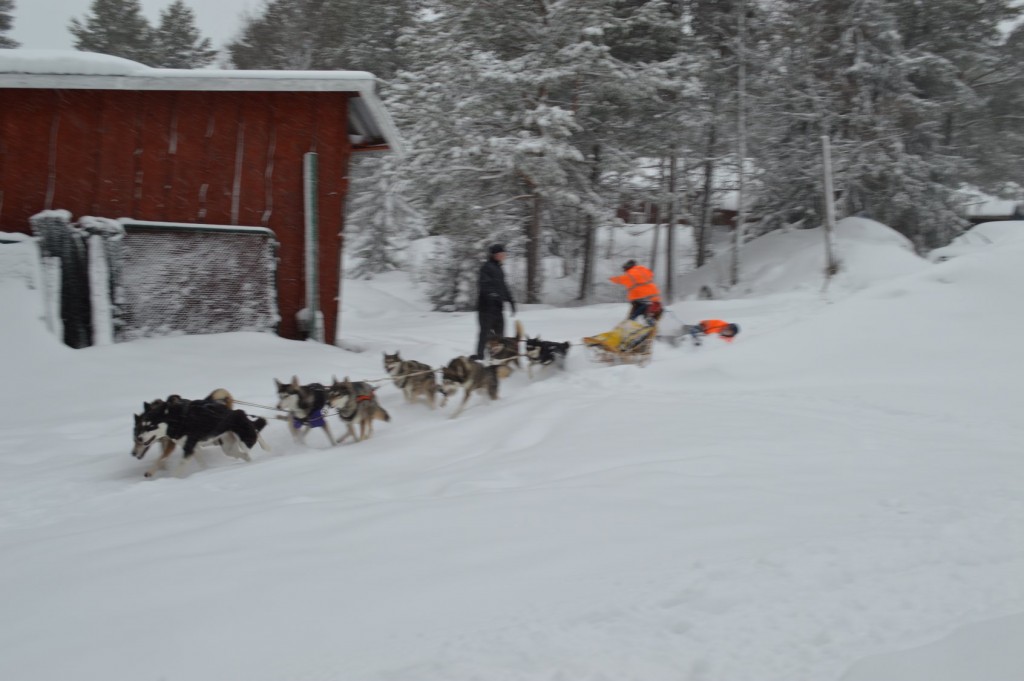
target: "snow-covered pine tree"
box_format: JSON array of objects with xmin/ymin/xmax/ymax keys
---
[
  {"xmin": 391, "ymin": 0, "xmax": 679, "ymax": 304},
  {"xmin": 381, "ymin": 12, "xmax": 510, "ymax": 308},
  {"xmin": 683, "ymin": 0, "xmax": 749, "ymax": 269},
  {"xmin": 69, "ymin": 0, "xmax": 155, "ymax": 65},
  {"xmin": 419, "ymin": 204, "xmax": 500, "ymax": 313},
  {"xmin": 896, "ymin": 0, "xmax": 1024, "ymax": 195},
  {"xmin": 347, "ymin": 155, "xmax": 424, "ymax": 279},
  {"xmin": 750, "ymin": 0, "xmax": 1019, "ymax": 249},
  {"xmin": 227, "ymin": 0, "xmax": 415, "ymax": 76},
  {"xmin": 553, "ymin": 0, "xmax": 685, "ymax": 301},
  {"xmin": 151, "ymin": 0, "xmax": 217, "ymax": 69},
  {"xmin": 974, "ymin": 22, "xmax": 1024, "ymax": 189},
  {"xmin": 0, "ymin": 0, "xmax": 19, "ymax": 49}
]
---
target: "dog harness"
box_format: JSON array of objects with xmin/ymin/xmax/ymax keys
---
[
  {"xmin": 294, "ymin": 386, "xmax": 328, "ymax": 428},
  {"xmin": 294, "ymin": 410, "xmax": 326, "ymax": 429}
]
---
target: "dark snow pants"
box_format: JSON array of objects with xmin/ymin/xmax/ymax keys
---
[{"xmin": 476, "ymin": 310, "xmax": 505, "ymax": 359}]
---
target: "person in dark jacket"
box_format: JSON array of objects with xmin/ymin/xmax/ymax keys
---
[{"xmin": 476, "ymin": 243, "xmax": 516, "ymax": 358}]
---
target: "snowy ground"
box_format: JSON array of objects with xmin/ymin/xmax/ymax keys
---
[{"xmin": 1, "ymin": 218, "xmax": 1022, "ymax": 681}]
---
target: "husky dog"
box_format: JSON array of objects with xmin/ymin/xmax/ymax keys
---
[
  {"xmin": 439, "ymin": 356, "xmax": 500, "ymax": 419},
  {"xmin": 382, "ymin": 351, "xmax": 438, "ymax": 408},
  {"xmin": 132, "ymin": 388, "xmax": 269, "ymax": 478},
  {"xmin": 275, "ymin": 376, "xmax": 335, "ymax": 445},
  {"xmin": 326, "ymin": 375, "xmax": 391, "ymax": 443},
  {"xmin": 484, "ymin": 319, "xmax": 524, "ymax": 374},
  {"xmin": 524, "ymin": 337, "xmax": 571, "ymax": 377}
]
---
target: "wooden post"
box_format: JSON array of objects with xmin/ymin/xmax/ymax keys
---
[
  {"xmin": 303, "ymin": 152, "xmax": 325, "ymax": 342},
  {"xmin": 821, "ymin": 135, "xmax": 839, "ymax": 277}
]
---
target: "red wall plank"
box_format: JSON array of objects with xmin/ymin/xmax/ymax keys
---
[
  {"xmin": 95, "ymin": 91, "xmax": 141, "ymax": 218},
  {"xmin": 0, "ymin": 90, "xmax": 57, "ymax": 226}
]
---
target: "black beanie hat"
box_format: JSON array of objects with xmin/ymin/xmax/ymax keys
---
[{"xmin": 489, "ymin": 243, "xmax": 507, "ymax": 255}]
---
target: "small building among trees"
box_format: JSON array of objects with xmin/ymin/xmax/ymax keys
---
[{"xmin": 0, "ymin": 50, "xmax": 402, "ymax": 346}]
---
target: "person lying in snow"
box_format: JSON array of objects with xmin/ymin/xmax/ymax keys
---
[{"xmin": 676, "ymin": 319, "xmax": 741, "ymax": 346}]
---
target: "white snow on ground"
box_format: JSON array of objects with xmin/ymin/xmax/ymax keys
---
[{"xmin": 0, "ymin": 218, "xmax": 1022, "ymax": 681}]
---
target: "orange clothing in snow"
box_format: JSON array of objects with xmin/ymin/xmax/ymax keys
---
[
  {"xmin": 700, "ymin": 319, "xmax": 738, "ymax": 342},
  {"xmin": 609, "ymin": 264, "xmax": 661, "ymax": 303}
]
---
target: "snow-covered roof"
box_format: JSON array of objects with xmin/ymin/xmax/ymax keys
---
[{"xmin": 0, "ymin": 49, "xmax": 404, "ymax": 156}]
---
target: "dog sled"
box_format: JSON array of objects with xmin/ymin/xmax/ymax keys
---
[{"xmin": 583, "ymin": 318, "xmax": 658, "ymax": 366}]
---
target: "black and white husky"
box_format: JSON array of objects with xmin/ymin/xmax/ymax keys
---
[
  {"xmin": 524, "ymin": 337, "xmax": 570, "ymax": 376},
  {"xmin": 439, "ymin": 356, "xmax": 500, "ymax": 419},
  {"xmin": 131, "ymin": 388, "xmax": 269, "ymax": 478},
  {"xmin": 274, "ymin": 376, "xmax": 335, "ymax": 445},
  {"xmin": 382, "ymin": 351, "xmax": 438, "ymax": 408}
]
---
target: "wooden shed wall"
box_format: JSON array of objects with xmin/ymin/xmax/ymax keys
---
[{"xmin": 0, "ymin": 88, "xmax": 352, "ymax": 344}]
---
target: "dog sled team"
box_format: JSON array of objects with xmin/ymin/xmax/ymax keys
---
[{"xmin": 131, "ymin": 245, "xmax": 738, "ymax": 478}]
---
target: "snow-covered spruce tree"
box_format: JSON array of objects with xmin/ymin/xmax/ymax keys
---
[
  {"xmin": 751, "ymin": 0, "xmax": 1018, "ymax": 249},
  {"xmin": 227, "ymin": 0, "xmax": 415, "ymax": 76},
  {"xmin": 975, "ymin": 23, "xmax": 1024, "ymax": 189},
  {"xmin": 384, "ymin": 4, "xmax": 544, "ymax": 305},
  {"xmin": 391, "ymin": 0, "xmax": 679, "ymax": 304},
  {"xmin": 895, "ymin": 0, "xmax": 1024, "ymax": 194},
  {"xmin": 553, "ymin": 0, "xmax": 687, "ymax": 302},
  {"xmin": 347, "ymin": 155, "xmax": 424, "ymax": 279},
  {"xmin": 419, "ymin": 204, "xmax": 501, "ymax": 312},
  {"xmin": 151, "ymin": 0, "xmax": 217, "ymax": 68},
  {"xmin": 884, "ymin": 0, "xmax": 1019, "ymax": 245},
  {"xmin": 678, "ymin": 0, "xmax": 753, "ymax": 270},
  {"xmin": 69, "ymin": 0, "xmax": 155, "ymax": 65},
  {"xmin": 0, "ymin": 0, "xmax": 19, "ymax": 48}
]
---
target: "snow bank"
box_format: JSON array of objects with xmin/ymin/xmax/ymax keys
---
[
  {"xmin": 677, "ymin": 217, "xmax": 928, "ymax": 299},
  {"xmin": 929, "ymin": 220, "xmax": 1024, "ymax": 261}
]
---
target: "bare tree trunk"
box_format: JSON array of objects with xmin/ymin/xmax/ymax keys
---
[
  {"xmin": 578, "ymin": 143, "xmax": 601, "ymax": 301},
  {"xmin": 730, "ymin": 1, "xmax": 747, "ymax": 287},
  {"xmin": 526, "ymin": 193, "xmax": 542, "ymax": 303},
  {"xmin": 821, "ymin": 135, "xmax": 839, "ymax": 278},
  {"xmin": 696, "ymin": 106, "xmax": 718, "ymax": 268},
  {"xmin": 649, "ymin": 157, "xmax": 665, "ymax": 270},
  {"xmin": 665, "ymin": 151, "xmax": 678, "ymax": 303},
  {"xmin": 578, "ymin": 214, "xmax": 594, "ymax": 301}
]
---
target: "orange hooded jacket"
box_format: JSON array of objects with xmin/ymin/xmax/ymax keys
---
[
  {"xmin": 609, "ymin": 264, "xmax": 661, "ymax": 303},
  {"xmin": 700, "ymin": 319, "xmax": 736, "ymax": 342}
]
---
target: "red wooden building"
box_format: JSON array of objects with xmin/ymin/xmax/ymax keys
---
[{"xmin": 0, "ymin": 50, "xmax": 403, "ymax": 345}]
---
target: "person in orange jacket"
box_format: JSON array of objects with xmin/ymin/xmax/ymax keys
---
[
  {"xmin": 685, "ymin": 319, "xmax": 740, "ymax": 344},
  {"xmin": 609, "ymin": 259, "xmax": 662, "ymax": 321}
]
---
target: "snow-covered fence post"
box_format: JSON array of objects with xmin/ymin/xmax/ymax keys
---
[
  {"xmin": 820, "ymin": 135, "xmax": 839, "ymax": 278},
  {"xmin": 79, "ymin": 217, "xmax": 125, "ymax": 347},
  {"xmin": 303, "ymin": 152, "xmax": 325, "ymax": 343},
  {"xmin": 30, "ymin": 209, "xmax": 92, "ymax": 348}
]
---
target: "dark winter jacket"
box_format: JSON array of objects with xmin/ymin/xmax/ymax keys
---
[{"xmin": 477, "ymin": 257, "xmax": 514, "ymax": 314}]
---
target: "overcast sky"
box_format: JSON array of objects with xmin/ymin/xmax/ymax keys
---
[
  {"xmin": 10, "ymin": 0, "xmax": 257, "ymax": 52},
  {"xmin": 10, "ymin": 0, "xmax": 1024, "ymax": 56}
]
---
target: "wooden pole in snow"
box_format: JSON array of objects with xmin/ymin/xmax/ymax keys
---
[
  {"xmin": 304, "ymin": 152, "xmax": 325, "ymax": 343},
  {"xmin": 820, "ymin": 135, "xmax": 839, "ymax": 277}
]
